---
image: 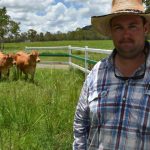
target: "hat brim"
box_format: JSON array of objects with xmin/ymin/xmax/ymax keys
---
[{"xmin": 91, "ymin": 12, "xmax": 150, "ymax": 37}]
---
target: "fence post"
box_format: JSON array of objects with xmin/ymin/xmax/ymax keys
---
[
  {"xmin": 85, "ymin": 46, "xmax": 88, "ymax": 78},
  {"xmin": 25, "ymin": 47, "xmax": 27, "ymax": 51},
  {"xmin": 68, "ymin": 45, "xmax": 72, "ymax": 66}
]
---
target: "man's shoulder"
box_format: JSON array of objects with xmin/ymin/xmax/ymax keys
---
[
  {"xmin": 92, "ymin": 57, "xmax": 110, "ymax": 71},
  {"xmin": 86, "ymin": 57, "xmax": 110, "ymax": 81}
]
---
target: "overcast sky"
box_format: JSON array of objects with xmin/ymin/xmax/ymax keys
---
[{"xmin": 0, "ymin": 0, "xmax": 112, "ymax": 33}]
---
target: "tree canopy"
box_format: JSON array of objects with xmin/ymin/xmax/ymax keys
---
[
  {"xmin": 143, "ymin": 0, "xmax": 150, "ymax": 13},
  {"xmin": 0, "ymin": 7, "xmax": 20, "ymax": 49}
]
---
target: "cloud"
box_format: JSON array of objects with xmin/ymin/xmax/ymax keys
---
[
  {"xmin": 0, "ymin": 0, "xmax": 112, "ymax": 33},
  {"xmin": 0, "ymin": 0, "xmax": 54, "ymax": 11},
  {"xmin": 64, "ymin": 0, "xmax": 88, "ymax": 2}
]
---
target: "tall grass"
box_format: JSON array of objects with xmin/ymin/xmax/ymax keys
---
[
  {"xmin": 0, "ymin": 68, "xmax": 84, "ymax": 149},
  {"xmin": 0, "ymin": 40, "xmax": 111, "ymax": 149}
]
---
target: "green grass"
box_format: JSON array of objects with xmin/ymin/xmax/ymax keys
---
[
  {"xmin": 4, "ymin": 40, "xmax": 114, "ymax": 52},
  {"xmin": 0, "ymin": 40, "xmax": 113, "ymax": 149},
  {"xmin": 0, "ymin": 68, "xmax": 84, "ymax": 149}
]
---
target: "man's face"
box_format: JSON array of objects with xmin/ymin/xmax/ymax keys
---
[{"xmin": 110, "ymin": 15, "xmax": 149, "ymax": 59}]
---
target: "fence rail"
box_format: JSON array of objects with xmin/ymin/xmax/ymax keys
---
[{"xmin": 25, "ymin": 46, "xmax": 112, "ymax": 76}]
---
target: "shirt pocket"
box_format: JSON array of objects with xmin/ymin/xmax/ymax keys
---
[
  {"xmin": 142, "ymin": 89, "xmax": 150, "ymax": 130},
  {"xmin": 129, "ymin": 88, "xmax": 150, "ymax": 131},
  {"xmin": 88, "ymin": 86, "xmax": 120, "ymax": 125}
]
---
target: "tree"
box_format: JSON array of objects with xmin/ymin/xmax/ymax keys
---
[
  {"xmin": 0, "ymin": 7, "xmax": 9, "ymax": 50},
  {"xmin": 9, "ymin": 20, "xmax": 20, "ymax": 40},
  {"xmin": 0, "ymin": 7, "xmax": 20, "ymax": 49},
  {"xmin": 143, "ymin": 0, "xmax": 150, "ymax": 13},
  {"xmin": 39, "ymin": 32, "xmax": 44, "ymax": 41},
  {"xmin": 27, "ymin": 29, "xmax": 37, "ymax": 42},
  {"xmin": 20, "ymin": 32, "xmax": 28, "ymax": 41},
  {"xmin": 44, "ymin": 32, "xmax": 53, "ymax": 41}
]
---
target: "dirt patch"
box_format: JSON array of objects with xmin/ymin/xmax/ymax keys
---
[{"xmin": 37, "ymin": 63, "xmax": 69, "ymax": 69}]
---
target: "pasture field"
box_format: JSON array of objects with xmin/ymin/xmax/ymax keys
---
[
  {"xmin": 4, "ymin": 40, "xmax": 113, "ymax": 70},
  {"xmin": 4, "ymin": 40, "xmax": 114, "ymax": 51},
  {"xmin": 0, "ymin": 40, "xmax": 112, "ymax": 149},
  {"xmin": 0, "ymin": 67, "xmax": 84, "ymax": 149}
]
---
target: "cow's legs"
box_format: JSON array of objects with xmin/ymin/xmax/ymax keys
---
[
  {"xmin": 30, "ymin": 69, "xmax": 35, "ymax": 81},
  {"xmin": 7, "ymin": 69, "xmax": 10, "ymax": 78},
  {"xmin": 24, "ymin": 73, "xmax": 28, "ymax": 80},
  {"xmin": 16, "ymin": 67, "xmax": 22, "ymax": 79}
]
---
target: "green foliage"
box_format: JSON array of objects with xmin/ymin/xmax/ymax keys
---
[
  {"xmin": 0, "ymin": 7, "xmax": 20, "ymax": 50},
  {"xmin": 0, "ymin": 7, "xmax": 10, "ymax": 37},
  {"xmin": 27, "ymin": 29, "xmax": 37, "ymax": 42},
  {"xmin": 143, "ymin": 0, "xmax": 150, "ymax": 13},
  {"xmin": 0, "ymin": 7, "xmax": 20, "ymax": 38},
  {"xmin": 0, "ymin": 68, "xmax": 84, "ymax": 149},
  {"xmin": 5, "ymin": 26, "xmax": 110, "ymax": 43}
]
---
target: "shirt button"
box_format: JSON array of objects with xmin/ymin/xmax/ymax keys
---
[
  {"xmin": 101, "ymin": 91, "xmax": 107, "ymax": 98},
  {"xmin": 125, "ymin": 80, "xmax": 128, "ymax": 86},
  {"xmin": 123, "ymin": 97, "xmax": 126, "ymax": 101}
]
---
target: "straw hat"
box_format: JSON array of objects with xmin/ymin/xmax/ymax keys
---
[{"xmin": 91, "ymin": 0, "xmax": 150, "ymax": 37}]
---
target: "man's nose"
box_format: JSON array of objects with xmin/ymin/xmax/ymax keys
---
[{"xmin": 123, "ymin": 28, "xmax": 131, "ymax": 37}]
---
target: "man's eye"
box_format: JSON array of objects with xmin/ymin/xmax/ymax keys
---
[
  {"xmin": 114, "ymin": 26, "xmax": 122, "ymax": 30},
  {"xmin": 129, "ymin": 25, "xmax": 137, "ymax": 29}
]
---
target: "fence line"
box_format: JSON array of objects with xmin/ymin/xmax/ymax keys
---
[{"xmin": 25, "ymin": 46, "xmax": 112, "ymax": 76}]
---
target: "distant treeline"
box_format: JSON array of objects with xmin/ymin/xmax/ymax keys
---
[
  {"xmin": 4, "ymin": 25, "xmax": 150, "ymax": 43},
  {"xmin": 4, "ymin": 25, "xmax": 112, "ymax": 43}
]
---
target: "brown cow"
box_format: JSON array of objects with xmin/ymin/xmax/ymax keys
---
[
  {"xmin": 0, "ymin": 52, "xmax": 14, "ymax": 79},
  {"xmin": 14, "ymin": 50, "xmax": 40, "ymax": 81}
]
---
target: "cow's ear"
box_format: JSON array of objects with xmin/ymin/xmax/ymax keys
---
[
  {"xmin": 8, "ymin": 53, "xmax": 13, "ymax": 57},
  {"xmin": 31, "ymin": 50, "xmax": 38, "ymax": 56},
  {"xmin": 29, "ymin": 53, "xmax": 34, "ymax": 56},
  {"xmin": 31, "ymin": 50, "xmax": 36, "ymax": 53},
  {"xmin": 17, "ymin": 53, "xmax": 21, "ymax": 56},
  {"xmin": 29, "ymin": 53, "xmax": 35, "ymax": 59},
  {"xmin": 11, "ymin": 54, "xmax": 15, "ymax": 58}
]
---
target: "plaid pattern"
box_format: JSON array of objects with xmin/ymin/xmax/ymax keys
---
[{"xmin": 73, "ymin": 43, "xmax": 150, "ymax": 150}]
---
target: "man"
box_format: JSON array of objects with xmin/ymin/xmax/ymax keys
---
[{"xmin": 73, "ymin": 0, "xmax": 150, "ymax": 149}]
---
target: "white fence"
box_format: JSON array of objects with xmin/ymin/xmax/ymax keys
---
[{"xmin": 25, "ymin": 46, "xmax": 112, "ymax": 75}]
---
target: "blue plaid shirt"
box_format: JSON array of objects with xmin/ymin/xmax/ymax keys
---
[{"xmin": 73, "ymin": 43, "xmax": 150, "ymax": 150}]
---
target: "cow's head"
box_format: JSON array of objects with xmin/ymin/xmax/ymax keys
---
[
  {"xmin": 6, "ymin": 54, "xmax": 15, "ymax": 67},
  {"xmin": 30, "ymin": 50, "xmax": 40, "ymax": 63},
  {"xmin": 0, "ymin": 53, "xmax": 14, "ymax": 68}
]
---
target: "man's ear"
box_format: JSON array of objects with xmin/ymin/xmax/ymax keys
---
[{"xmin": 144, "ymin": 22, "xmax": 150, "ymax": 35}]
